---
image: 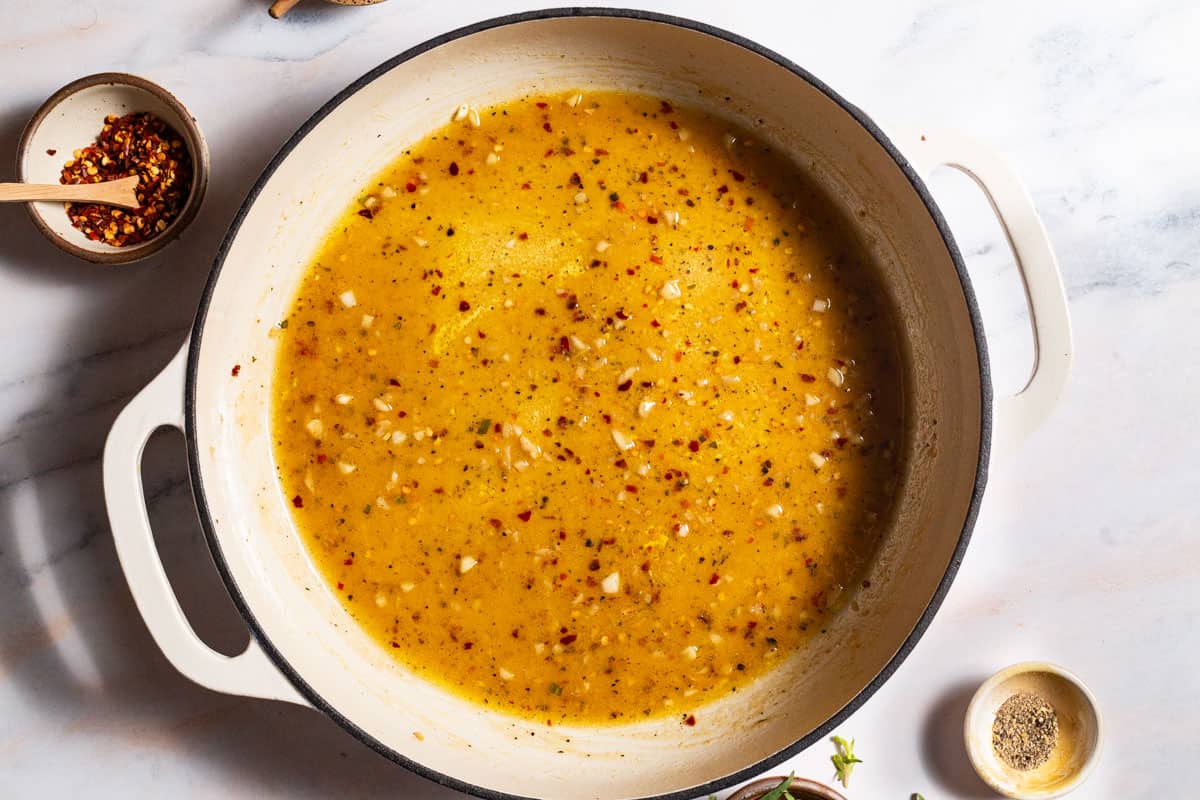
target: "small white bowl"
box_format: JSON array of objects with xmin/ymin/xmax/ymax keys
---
[
  {"xmin": 16, "ymin": 72, "xmax": 209, "ymax": 264},
  {"xmin": 965, "ymin": 662, "xmax": 1103, "ymax": 798}
]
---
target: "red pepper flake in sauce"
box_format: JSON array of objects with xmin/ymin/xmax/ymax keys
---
[
  {"xmin": 517, "ymin": 510, "xmax": 533, "ymax": 522},
  {"xmin": 59, "ymin": 112, "xmax": 193, "ymax": 247},
  {"xmin": 649, "ymin": 254, "xmax": 664, "ymax": 265},
  {"xmin": 559, "ymin": 634, "xmax": 577, "ymax": 645},
  {"xmin": 231, "ymin": 364, "xmax": 241, "ymax": 377},
  {"xmin": 292, "ymin": 495, "xmax": 303, "ymax": 508},
  {"xmin": 448, "ymin": 161, "xmax": 460, "ymax": 176},
  {"xmin": 459, "ymin": 300, "xmax": 471, "ymax": 311},
  {"xmin": 684, "ymin": 714, "xmax": 697, "ymax": 726}
]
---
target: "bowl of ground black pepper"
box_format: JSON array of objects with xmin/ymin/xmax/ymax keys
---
[
  {"xmin": 17, "ymin": 73, "xmax": 208, "ymax": 264},
  {"xmin": 965, "ymin": 662, "xmax": 1103, "ymax": 798}
]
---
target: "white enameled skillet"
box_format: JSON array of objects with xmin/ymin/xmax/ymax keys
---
[{"xmin": 103, "ymin": 10, "xmax": 1071, "ymax": 799}]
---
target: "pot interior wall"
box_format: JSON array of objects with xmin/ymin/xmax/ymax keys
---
[{"xmin": 190, "ymin": 14, "xmax": 983, "ymax": 799}]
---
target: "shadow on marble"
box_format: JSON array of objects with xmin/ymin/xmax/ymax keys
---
[
  {"xmin": 0, "ymin": 100, "xmax": 461, "ymax": 796},
  {"xmin": 919, "ymin": 678, "xmax": 996, "ymax": 799}
]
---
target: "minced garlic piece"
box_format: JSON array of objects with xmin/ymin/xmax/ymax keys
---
[{"xmin": 611, "ymin": 429, "xmax": 636, "ymax": 451}]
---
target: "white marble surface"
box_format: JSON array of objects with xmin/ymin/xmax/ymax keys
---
[{"xmin": 1, "ymin": 1, "xmax": 1196, "ymax": 797}]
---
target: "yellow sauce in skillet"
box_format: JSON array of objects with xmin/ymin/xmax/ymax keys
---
[{"xmin": 271, "ymin": 91, "xmax": 904, "ymax": 724}]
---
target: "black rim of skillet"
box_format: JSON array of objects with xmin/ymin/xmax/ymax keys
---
[{"xmin": 184, "ymin": 8, "xmax": 992, "ymax": 800}]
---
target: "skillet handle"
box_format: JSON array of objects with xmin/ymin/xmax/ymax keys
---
[
  {"xmin": 103, "ymin": 344, "xmax": 307, "ymax": 705},
  {"xmin": 901, "ymin": 130, "xmax": 1073, "ymax": 465}
]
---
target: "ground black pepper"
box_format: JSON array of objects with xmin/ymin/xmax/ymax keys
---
[{"xmin": 993, "ymin": 692, "xmax": 1059, "ymax": 770}]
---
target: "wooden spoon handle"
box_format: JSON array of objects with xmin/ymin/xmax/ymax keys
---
[
  {"xmin": 0, "ymin": 175, "xmax": 140, "ymax": 209},
  {"xmin": 269, "ymin": 0, "xmax": 303, "ymax": 17}
]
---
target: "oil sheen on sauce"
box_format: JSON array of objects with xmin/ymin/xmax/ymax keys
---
[{"xmin": 271, "ymin": 91, "xmax": 904, "ymax": 724}]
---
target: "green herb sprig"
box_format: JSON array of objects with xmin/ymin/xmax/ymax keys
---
[
  {"xmin": 830, "ymin": 736, "xmax": 863, "ymax": 787},
  {"xmin": 758, "ymin": 773, "xmax": 797, "ymax": 800}
]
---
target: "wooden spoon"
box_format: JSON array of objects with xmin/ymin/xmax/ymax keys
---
[
  {"xmin": 0, "ymin": 175, "xmax": 140, "ymax": 209},
  {"xmin": 269, "ymin": 0, "xmax": 387, "ymax": 19}
]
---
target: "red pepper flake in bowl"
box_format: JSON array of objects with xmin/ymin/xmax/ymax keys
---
[{"xmin": 59, "ymin": 112, "xmax": 193, "ymax": 247}]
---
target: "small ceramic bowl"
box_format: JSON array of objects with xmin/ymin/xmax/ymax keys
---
[
  {"xmin": 727, "ymin": 775, "xmax": 847, "ymax": 800},
  {"xmin": 16, "ymin": 72, "xmax": 209, "ymax": 264},
  {"xmin": 965, "ymin": 662, "xmax": 1103, "ymax": 798}
]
